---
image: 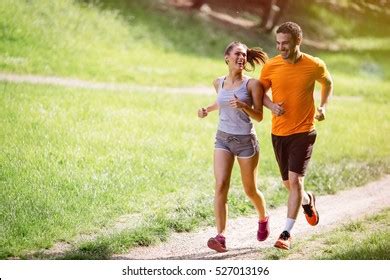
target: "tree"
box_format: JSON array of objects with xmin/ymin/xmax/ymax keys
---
[
  {"xmin": 186, "ymin": 0, "xmax": 291, "ymax": 32},
  {"xmin": 259, "ymin": 0, "xmax": 290, "ymax": 32}
]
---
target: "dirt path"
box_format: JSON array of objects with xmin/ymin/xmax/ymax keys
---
[
  {"xmin": 1, "ymin": 72, "xmax": 361, "ymax": 101},
  {"xmin": 112, "ymin": 175, "xmax": 390, "ymax": 260},
  {"xmin": 0, "ymin": 72, "xmax": 214, "ymax": 95}
]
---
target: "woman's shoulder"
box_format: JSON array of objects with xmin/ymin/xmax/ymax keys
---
[
  {"xmin": 245, "ymin": 76, "xmax": 261, "ymax": 85},
  {"xmin": 213, "ymin": 76, "xmax": 225, "ymax": 84},
  {"xmin": 246, "ymin": 77, "xmax": 262, "ymax": 93},
  {"xmin": 213, "ymin": 76, "xmax": 225, "ymax": 92}
]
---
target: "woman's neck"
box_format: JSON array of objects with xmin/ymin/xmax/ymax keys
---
[{"xmin": 227, "ymin": 71, "xmax": 243, "ymax": 84}]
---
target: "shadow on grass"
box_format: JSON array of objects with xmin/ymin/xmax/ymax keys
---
[
  {"xmin": 61, "ymin": 224, "xmax": 171, "ymax": 260},
  {"xmin": 27, "ymin": 210, "xmax": 213, "ymax": 260},
  {"xmin": 62, "ymin": 242, "xmax": 114, "ymax": 260},
  {"xmin": 113, "ymin": 246, "xmax": 264, "ymax": 260},
  {"xmin": 77, "ymin": 0, "xmax": 390, "ymax": 60},
  {"xmin": 78, "ymin": 0, "xmax": 274, "ymax": 59}
]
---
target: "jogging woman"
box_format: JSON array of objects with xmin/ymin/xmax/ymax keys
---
[{"xmin": 198, "ymin": 41, "xmax": 270, "ymax": 252}]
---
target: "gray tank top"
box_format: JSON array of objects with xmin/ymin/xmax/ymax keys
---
[{"xmin": 216, "ymin": 76, "xmax": 255, "ymax": 135}]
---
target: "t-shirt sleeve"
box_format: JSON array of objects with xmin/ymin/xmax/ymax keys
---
[
  {"xmin": 315, "ymin": 58, "xmax": 331, "ymax": 86},
  {"xmin": 259, "ymin": 64, "xmax": 271, "ymax": 89}
]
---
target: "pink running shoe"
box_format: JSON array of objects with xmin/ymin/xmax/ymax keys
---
[
  {"xmin": 207, "ymin": 234, "xmax": 227, "ymax": 253},
  {"xmin": 257, "ymin": 216, "xmax": 270, "ymax": 241}
]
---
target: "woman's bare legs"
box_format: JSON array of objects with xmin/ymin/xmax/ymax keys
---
[
  {"xmin": 213, "ymin": 149, "xmax": 235, "ymax": 235},
  {"xmin": 237, "ymin": 152, "xmax": 267, "ymax": 220}
]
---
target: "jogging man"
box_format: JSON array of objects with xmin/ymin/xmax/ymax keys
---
[{"xmin": 260, "ymin": 22, "xmax": 333, "ymax": 250}]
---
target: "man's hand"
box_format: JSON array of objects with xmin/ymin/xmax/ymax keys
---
[
  {"xmin": 271, "ymin": 102, "xmax": 285, "ymax": 116},
  {"xmin": 315, "ymin": 106, "xmax": 326, "ymax": 121}
]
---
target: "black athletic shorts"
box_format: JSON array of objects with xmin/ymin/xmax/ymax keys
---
[{"xmin": 271, "ymin": 130, "xmax": 317, "ymax": 181}]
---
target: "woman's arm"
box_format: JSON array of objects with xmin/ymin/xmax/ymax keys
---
[
  {"xmin": 198, "ymin": 101, "xmax": 218, "ymax": 118},
  {"xmin": 229, "ymin": 79, "xmax": 263, "ymax": 122},
  {"xmin": 197, "ymin": 78, "xmax": 220, "ymax": 118}
]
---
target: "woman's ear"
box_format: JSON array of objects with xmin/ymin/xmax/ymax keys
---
[{"xmin": 225, "ymin": 56, "xmax": 229, "ymax": 64}]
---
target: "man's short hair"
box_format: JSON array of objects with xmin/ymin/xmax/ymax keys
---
[{"xmin": 276, "ymin": 22, "xmax": 303, "ymax": 44}]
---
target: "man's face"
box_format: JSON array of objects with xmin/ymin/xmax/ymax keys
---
[{"xmin": 276, "ymin": 33, "xmax": 298, "ymax": 60}]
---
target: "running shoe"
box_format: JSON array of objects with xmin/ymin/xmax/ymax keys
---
[
  {"xmin": 302, "ymin": 191, "xmax": 319, "ymax": 226},
  {"xmin": 274, "ymin": 230, "xmax": 291, "ymax": 250},
  {"xmin": 207, "ymin": 234, "xmax": 227, "ymax": 253},
  {"xmin": 257, "ymin": 216, "xmax": 270, "ymax": 241}
]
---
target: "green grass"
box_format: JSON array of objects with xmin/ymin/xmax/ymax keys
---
[
  {"xmin": 262, "ymin": 208, "xmax": 390, "ymax": 260},
  {"xmin": 0, "ymin": 82, "xmax": 211, "ymax": 258},
  {"xmin": 0, "ymin": 82, "xmax": 255, "ymax": 258},
  {"xmin": 0, "ymin": 80, "xmax": 389, "ymax": 259},
  {"xmin": 0, "ymin": 0, "xmax": 267, "ymax": 86},
  {"xmin": 317, "ymin": 50, "xmax": 390, "ymax": 103},
  {"xmin": 316, "ymin": 209, "xmax": 390, "ymax": 260}
]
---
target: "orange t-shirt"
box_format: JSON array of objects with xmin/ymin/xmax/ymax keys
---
[{"xmin": 260, "ymin": 53, "xmax": 330, "ymax": 136}]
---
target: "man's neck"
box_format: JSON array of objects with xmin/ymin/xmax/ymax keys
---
[{"xmin": 285, "ymin": 50, "xmax": 303, "ymax": 64}]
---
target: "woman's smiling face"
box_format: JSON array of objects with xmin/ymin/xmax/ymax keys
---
[{"xmin": 225, "ymin": 44, "xmax": 247, "ymax": 70}]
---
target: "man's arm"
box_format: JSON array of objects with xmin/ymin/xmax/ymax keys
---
[
  {"xmin": 315, "ymin": 74, "xmax": 333, "ymax": 121},
  {"xmin": 262, "ymin": 84, "xmax": 285, "ymax": 116}
]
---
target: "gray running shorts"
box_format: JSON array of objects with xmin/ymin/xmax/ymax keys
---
[{"xmin": 214, "ymin": 130, "xmax": 259, "ymax": 158}]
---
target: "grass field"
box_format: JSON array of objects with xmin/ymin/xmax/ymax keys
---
[
  {"xmin": 0, "ymin": 0, "xmax": 269, "ymax": 86},
  {"xmin": 262, "ymin": 208, "xmax": 390, "ymax": 260},
  {"xmin": 1, "ymin": 80, "xmax": 389, "ymax": 259},
  {"xmin": 1, "ymin": 0, "xmax": 389, "ymax": 259}
]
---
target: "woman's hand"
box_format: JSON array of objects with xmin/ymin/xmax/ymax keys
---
[
  {"xmin": 198, "ymin": 107, "xmax": 208, "ymax": 118},
  {"xmin": 229, "ymin": 94, "xmax": 248, "ymax": 109}
]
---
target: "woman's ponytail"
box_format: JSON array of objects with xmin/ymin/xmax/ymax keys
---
[{"xmin": 246, "ymin": 47, "xmax": 268, "ymax": 71}]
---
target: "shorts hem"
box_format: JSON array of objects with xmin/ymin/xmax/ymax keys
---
[
  {"xmin": 288, "ymin": 170, "xmax": 306, "ymax": 177},
  {"xmin": 237, "ymin": 152, "xmax": 258, "ymax": 159},
  {"xmin": 214, "ymin": 148, "xmax": 233, "ymax": 155}
]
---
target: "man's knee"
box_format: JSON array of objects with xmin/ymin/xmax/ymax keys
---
[{"xmin": 288, "ymin": 172, "xmax": 304, "ymax": 190}]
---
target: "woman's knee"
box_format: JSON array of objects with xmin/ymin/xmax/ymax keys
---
[
  {"xmin": 215, "ymin": 180, "xmax": 229, "ymax": 195},
  {"xmin": 243, "ymin": 185, "xmax": 258, "ymax": 198}
]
